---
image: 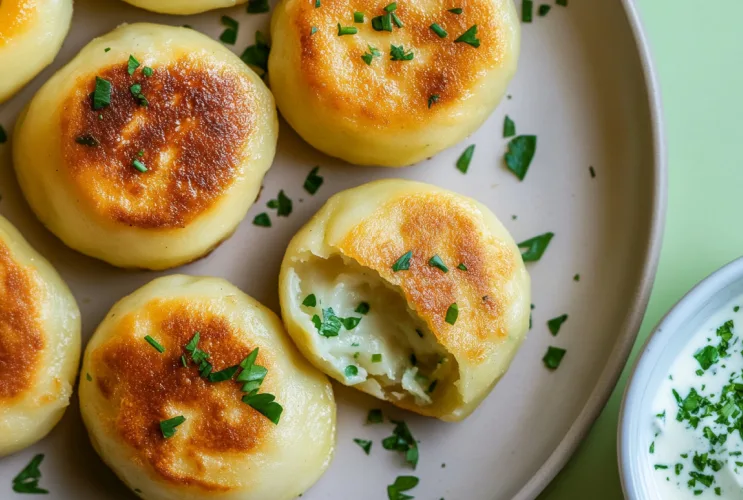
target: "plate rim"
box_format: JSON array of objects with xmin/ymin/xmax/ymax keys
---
[{"xmin": 513, "ymin": 0, "xmax": 668, "ymax": 498}]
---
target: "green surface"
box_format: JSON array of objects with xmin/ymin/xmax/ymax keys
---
[{"xmin": 541, "ymin": 1, "xmax": 743, "ymax": 498}]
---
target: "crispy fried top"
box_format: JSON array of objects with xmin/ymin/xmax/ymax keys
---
[
  {"xmin": 0, "ymin": 242, "xmax": 44, "ymax": 401},
  {"xmin": 91, "ymin": 299, "xmax": 272, "ymax": 490},
  {"xmin": 291, "ymin": 0, "xmax": 511, "ymax": 124},
  {"xmin": 0, "ymin": 0, "xmax": 38, "ymax": 47},
  {"xmin": 338, "ymin": 192, "xmax": 516, "ymax": 363},
  {"xmin": 60, "ymin": 58, "xmax": 256, "ymax": 229}
]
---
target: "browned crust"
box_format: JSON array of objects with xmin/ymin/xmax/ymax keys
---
[
  {"xmin": 338, "ymin": 192, "xmax": 515, "ymax": 362},
  {"xmin": 0, "ymin": 242, "xmax": 44, "ymax": 401},
  {"xmin": 91, "ymin": 299, "xmax": 272, "ymax": 490},
  {"xmin": 291, "ymin": 0, "xmax": 509, "ymax": 124},
  {"xmin": 60, "ymin": 58, "xmax": 257, "ymax": 229}
]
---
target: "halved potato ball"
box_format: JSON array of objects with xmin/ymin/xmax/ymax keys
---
[
  {"xmin": 269, "ymin": 0, "xmax": 519, "ymax": 167},
  {"xmin": 279, "ymin": 180, "xmax": 530, "ymax": 421},
  {"xmin": 79, "ymin": 275, "xmax": 336, "ymax": 500},
  {"xmin": 14, "ymin": 23, "xmax": 278, "ymax": 270},
  {"xmin": 0, "ymin": 215, "xmax": 80, "ymax": 457},
  {"xmin": 122, "ymin": 0, "xmax": 247, "ymax": 15},
  {"xmin": 0, "ymin": 0, "xmax": 72, "ymax": 103}
]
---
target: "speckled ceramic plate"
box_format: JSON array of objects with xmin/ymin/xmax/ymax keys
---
[{"xmin": 0, "ymin": 0, "xmax": 664, "ymax": 498}]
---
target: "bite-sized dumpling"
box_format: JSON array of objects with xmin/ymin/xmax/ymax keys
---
[
  {"xmin": 0, "ymin": 0, "xmax": 72, "ymax": 103},
  {"xmin": 269, "ymin": 0, "xmax": 519, "ymax": 167},
  {"xmin": 279, "ymin": 180, "xmax": 530, "ymax": 421},
  {"xmin": 79, "ymin": 275, "xmax": 336, "ymax": 500},
  {"xmin": 13, "ymin": 23, "xmax": 278, "ymax": 270},
  {"xmin": 122, "ymin": 0, "xmax": 247, "ymax": 15},
  {"xmin": 0, "ymin": 215, "xmax": 81, "ymax": 457}
]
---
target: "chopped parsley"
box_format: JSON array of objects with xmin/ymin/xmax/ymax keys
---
[
  {"xmin": 354, "ymin": 438, "xmax": 373, "ymax": 454},
  {"xmin": 354, "ymin": 11, "xmax": 365, "ymax": 22},
  {"xmin": 387, "ymin": 476, "xmax": 419, "ymax": 500},
  {"xmin": 241, "ymin": 31, "xmax": 270, "ymax": 76},
  {"xmin": 92, "ymin": 77, "xmax": 112, "ymax": 110},
  {"xmin": 338, "ymin": 24, "xmax": 358, "ymax": 36},
  {"xmin": 253, "ymin": 212, "xmax": 271, "ymax": 227},
  {"xmin": 392, "ymin": 250, "xmax": 413, "ymax": 271},
  {"xmin": 160, "ymin": 415, "xmax": 186, "ymax": 438},
  {"xmin": 445, "ymin": 303, "xmax": 458, "ymax": 325},
  {"xmin": 517, "ymin": 232, "xmax": 554, "ymax": 262},
  {"xmin": 428, "ymin": 255, "xmax": 449, "ymax": 273},
  {"xmin": 247, "ymin": 0, "xmax": 270, "ymax": 13},
  {"xmin": 543, "ymin": 346, "xmax": 566, "ymax": 369},
  {"xmin": 556, "ymin": 0, "xmax": 567, "ymax": 5},
  {"xmin": 303, "ymin": 166, "xmax": 324, "ymax": 194},
  {"xmin": 428, "ymin": 94, "xmax": 440, "ymax": 108},
  {"xmin": 694, "ymin": 345, "xmax": 719, "ymax": 370},
  {"xmin": 456, "ymin": 144, "xmax": 475, "ymax": 173},
  {"xmin": 573, "ymin": 274, "xmax": 580, "ymax": 282},
  {"xmin": 382, "ymin": 420, "xmax": 419, "ymax": 468},
  {"xmin": 341, "ymin": 316, "xmax": 361, "ymax": 330},
  {"xmin": 367, "ymin": 409, "xmax": 384, "ymax": 423},
  {"xmin": 538, "ymin": 4, "xmax": 551, "ymax": 16},
  {"xmin": 345, "ymin": 365, "xmax": 359, "ymax": 377},
  {"xmin": 127, "ymin": 55, "xmax": 140, "ymax": 75},
  {"xmin": 430, "ymin": 23, "xmax": 447, "ymax": 38},
  {"xmin": 362, "ymin": 45, "xmax": 382, "ymax": 65},
  {"xmin": 547, "ymin": 314, "xmax": 568, "ymax": 336},
  {"xmin": 522, "ymin": 0, "xmax": 533, "ymax": 22},
  {"xmin": 236, "ymin": 348, "xmax": 268, "ymax": 394},
  {"xmin": 315, "ymin": 0, "xmax": 320, "ymax": 7},
  {"xmin": 454, "ymin": 25, "xmax": 480, "ymax": 48},
  {"xmin": 208, "ymin": 364, "xmax": 240, "ymax": 383},
  {"xmin": 355, "ymin": 302, "xmax": 370, "ymax": 315},
  {"xmin": 220, "ymin": 16, "xmax": 239, "ymax": 45},
  {"xmin": 12, "ymin": 454, "xmax": 48, "ymax": 494},
  {"xmin": 75, "ymin": 134, "xmax": 99, "ymax": 147},
  {"xmin": 144, "ymin": 335, "xmax": 165, "ymax": 353},
  {"xmin": 390, "ymin": 44, "xmax": 414, "ymax": 61},
  {"xmin": 302, "ymin": 294, "xmax": 317, "ymax": 307},
  {"xmin": 268, "ymin": 190, "xmax": 292, "ymax": 216},
  {"xmin": 312, "ymin": 308, "xmax": 359, "ymax": 337},
  {"xmin": 505, "ymin": 135, "xmax": 537, "ymax": 180},
  {"xmin": 129, "ymin": 83, "xmax": 149, "ymax": 107},
  {"xmin": 503, "ymin": 115, "xmax": 516, "ymax": 137},
  {"xmin": 457, "ymin": 263, "xmax": 467, "ymax": 271}
]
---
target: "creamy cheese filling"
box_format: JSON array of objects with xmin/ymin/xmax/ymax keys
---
[{"xmin": 289, "ymin": 254, "xmax": 456, "ymax": 406}]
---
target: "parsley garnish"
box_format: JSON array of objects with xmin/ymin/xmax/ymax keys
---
[
  {"xmin": 543, "ymin": 346, "xmax": 566, "ymax": 369},
  {"xmin": 341, "ymin": 317, "xmax": 361, "ymax": 330},
  {"xmin": 503, "ymin": 115, "xmax": 516, "ymax": 137},
  {"xmin": 267, "ymin": 190, "xmax": 292, "ymax": 216},
  {"xmin": 241, "ymin": 31, "xmax": 270, "ymax": 76},
  {"xmin": 392, "ymin": 251, "xmax": 413, "ymax": 271},
  {"xmin": 456, "ymin": 144, "xmax": 475, "ymax": 173},
  {"xmin": 694, "ymin": 345, "xmax": 720, "ymax": 370},
  {"xmin": 236, "ymin": 348, "xmax": 268, "ymax": 393},
  {"xmin": 430, "ymin": 23, "xmax": 447, "ymax": 38},
  {"xmin": 518, "ymin": 232, "xmax": 554, "ymax": 262},
  {"xmin": 354, "ymin": 438, "xmax": 372, "ymax": 454},
  {"xmin": 362, "ymin": 45, "xmax": 382, "ymax": 65},
  {"xmin": 367, "ymin": 409, "xmax": 384, "ymax": 423},
  {"xmin": 573, "ymin": 274, "xmax": 580, "ymax": 281},
  {"xmin": 303, "ymin": 294, "xmax": 317, "ymax": 307},
  {"xmin": 92, "ymin": 77, "xmax": 112, "ymax": 110},
  {"xmin": 457, "ymin": 263, "xmax": 467, "ymax": 271},
  {"xmin": 556, "ymin": 0, "xmax": 567, "ymax": 5},
  {"xmin": 127, "ymin": 55, "xmax": 140, "ymax": 75},
  {"xmin": 129, "ymin": 83, "xmax": 149, "ymax": 107},
  {"xmin": 208, "ymin": 364, "xmax": 240, "ymax": 382},
  {"xmin": 338, "ymin": 24, "xmax": 358, "ymax": 36},
  {"xmin": 144, "ymin": 335, "xmax": 165, "ymax": 353},
  {"xmin": 428, "ymin": 94, "xmax": 440, "ymax": 108},
  {"xmin": 445, "ymin": 303, "xmax": 458, "ymax": 325},
  {"xmin": 86, "ymin": 373, "xmax": 92, "ymax": 381},
  {"xmin": 538, "ymin": 4, "xmax": 551, "ymax": 16},
  {"xmin": 382, "ymin": 420, "xmax": 419, "ymax": 468},
  {"xmin": 522, "ymin": 0, "xmax": 533, "ymax": 22},
  {"xmin": 505, "ymin": 135, "xmax": 537, "ymax": 180},
  {"xmin": 184, "ymin": 332, "xmax": 212, "ymax": 378},
  {"xmin": 247, "ymin": 0, "xmax": 270, "ymax": 13},
  {"xmin": 310, "ymin": 26, "xmax": 318, "ymax": 35},
  {"xmin": 372, "ymin": 354, "xmax": 383, "ymax": 362},
  {"xmin": 315, "ymin": 0, "xmax": 320, "ymax": 7},
  {"xmin": 12, "ymin": 454, "xmax": 48, "ymax": 494},
  {"xmin": 160, "ymin": 416, "xmax": 186, "ymax": 438},
  {"xmin": 75, "ymin": 135, "xmax": 99, "ymax": 147},
  {"xmin": 428, "ymin": 255, "xmax": 449, "ymax": 273},
  {"xmin": 312, "ymin": 308, "xmax": 344, "ymax": 337},
  {"xmin": 390, "ymin": 44, "xmax": 414, "ymax": 61},
  {"xmin": 547, "ymin": 314, "xmax": 568, "ymax": 336},
  {"xmin": 142, "ymin": 66, "xmax": 153, "ymax": 77},
  {"xmin": 220, "ymin": 16, "xmax": 239, "ymax": 45},
  {"xmin": 387, "ymin": 476, "xmax": 419, "ymax": 500},
  {"xmin": 253, "ymin": 212, "xmax": 271, "ymax": 227},
  {"xmin": 242, "ymin": 393, "xmax": 283, "ymax": 423},
  {"xmin": 355, "ymin": 302, "xmax": 370, "ymax": 314},
  {"xmin": 304, "ymin": 166, "xmax": 324, "ymax": 194},
  {"xmin": 454, "ymin": 25, "xmax": 480, "ymax": 47}
]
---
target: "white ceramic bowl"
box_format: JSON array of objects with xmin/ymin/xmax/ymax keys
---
[{"xmin": 619, "ymin": 256, "xmax": 743, "ymax": 499}]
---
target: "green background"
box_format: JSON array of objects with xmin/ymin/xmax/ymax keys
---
[{"xmin": 541, "ymin": 0, "xmax": 743, "ymax": 498}]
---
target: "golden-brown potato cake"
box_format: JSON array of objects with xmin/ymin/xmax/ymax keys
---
[
  {"xmin": 269, "ymin": 0, "xmax": 519, "ymax": 166},
  {"xmin": 0, "ymin": 216, "xmax": 81, "ymax": 456},
  {"xmin": 14, "ymin": 23, "xmax": 278, "ymax": 270},
  {"xmin": 122, "ymin": 0, "xmax": 248, "ymax": 15},
  {"xmin": 80, "ymin": 275, "xmax": 336, "ymax": 500},
  {"xmin": 279, "ymin": 180, "xmax": 530, "ymax": 421},
  {"xmin": 0, "ymin": 0, "xmax": 72, "ymax": 103}
]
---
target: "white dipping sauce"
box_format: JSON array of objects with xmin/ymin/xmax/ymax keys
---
[{"xmin": 650, "ymin": 298, "xmax": 743, "ymax": 498}]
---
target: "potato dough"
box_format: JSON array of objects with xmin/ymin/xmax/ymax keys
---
[
  {"xmin": 14, "ymin": 23, "xmax": 278, "ymax": 270},
  {"xmin": 0, "ymin": 0, "xmax": 72, "ymax": 103},
  {"xmin": 269, "ymin": 0, "xmax": 519, "ymax": 167},
  {"xmin": 0, "ymin": 215, "xmax": 81, "ymax": 457},
  {"xmin": 80, "ymin": 275, "xmax": 336, "ymax": 500},
  {"xmin": 122, "ymin": 0, "xmax": 247, "ymax": 15},
  {"xmin": 279, "ymin": 180, "xmax": 530, "ymax": 421}
]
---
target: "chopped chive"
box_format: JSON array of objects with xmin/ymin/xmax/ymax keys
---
[
  {"xmin": 127, "ymin": 55, "xmax": 140, "ymax": 75},
  {"xmin": 180, "ymin": 355, "xmax": 188, "ymax": 367},
  {"xmin": 338, "ymin": 24, "xmax": 358, "ymax": 36},
  {"xmin": 390, "ymin": 44, "xmax": 414, "ymax": 61},
  {"xmin": 384, "ymin": 2, "xmax": 397, "ymax": 12},
  {"xmin": 372, "ymin": 13, "xmax": 393, "ymax": 31},
  {"xmin": 92, "ymin": 77, "xmax": 112, "ymax": 110},
  {"xmin": 355, "ymin": 302, "xmax": 370, "ymax": 314},
  {"xmin": 354, "ymin": 11, "xmax": 364, "ymax": 22},
  {"xmin": 104, "ymin": 47, "xmax": 111, "ymax": 52},
  {"xmin": 547, "ymin": 314, "xmax": 568, "ymax": 336},
  {"xmin": 445, "ymin": 303, "xmax": 459, "ymax": 325},
  {"xmin": 428, "ymin": 94, "xmax": 440, "ymax": 108},
  {"xmin": 428, "ymin": 255, "xmax": 449, "ymax": 273},
  {"xmin": 354, "ymin": 438, "xmax": 373, "ymax": 454},
  {"xmin": 518, "ymin": 232, "xmax": 554, "ymax": 262},
  {"xmin": 75, "ymin": 134, "xmax": 99, "ymax": 147},
  {"xmin": 430, "ymin": 23, "xmax": 447, "ymax": 37},
  {"xmin": 454, "ymin": 25, "xmax": 480, "ymax": 48},
  {"xmin": 391, "ymin": 12, "xmax": 403, "ymax": 27},
  {"xmin": 247, "ymin": 0, "xmax": 270, "ymax": 13},
  {"xmin": 505, "ymin": 135, "xmax": 537, "ymax": 180},
  {"xmin": 315, "ymin": 0, "xmax": 320, "ymax": 7},
  {"xmin": 144, "ymin": 335, "xmax": 164, "ymax": 352},
  {"xmin": 372, "ymin": 353, "xmax": 383, "ymax": 363},
  {"xmin": 345, "ymin": 365, "xmax": 359, "ymax": 377},
  {"xmin": 160, "ymin": 415, "xmax": 186, "ymax": 438},
  {"xmin": 448, "ymin": 7, "xmax": 462, "ymax": 14},
  {"xmin": 543, "ymin": 346, "xmax": 566, "ymax": 369},
  {"xmin": 302, "ymin": 294, "xmax": 317, "ymax": 307},
  {"xmin": 456, "ymin": 144, "xmax": 475, "ymax": 173},
  {"xmin": 12, "ymin": 454, "xmax": 47, "ymax": 494},
  {"xmin": 457, "ymin": 263, "xmax": 467, "ymax": 271},
  {"xmin": 310, "ymin": 26, "xmax": 318, "ymax": 35},
  {"xmin": 503, "ymin": 115, "xmax": 516, "ymax": 137},
  {"xmin": 392, "ymin": 250, "xmax": 413, "ymax": 271},
  {"xmin": 523, "ymin": 0, "xmax": 533, "ymax": 22},
  {"xmin": 132, "ymin": 159, "xmax": 148, "ymax": 173},
  {"xmin": 253, "ymin": 212, "xmax": 271, "ymax": 227},
  {"xmin": 538, "ymin": 4, "xmax": 551, "ymax": 16}
]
